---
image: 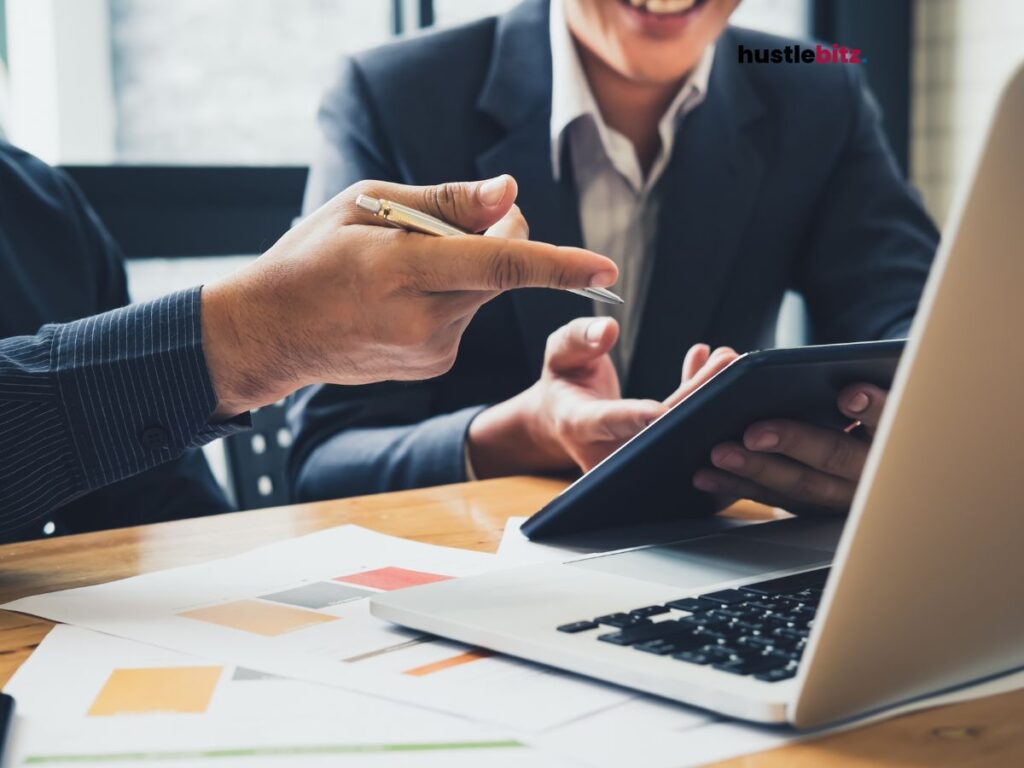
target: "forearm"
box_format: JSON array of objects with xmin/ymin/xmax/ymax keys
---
[
  {"xmin": 0, "ymin": 288, "xmax": 246, "ymax": 526},
  {"xmin": 292, "ymin": 406, "xmax": 485, "ymax": 501}
]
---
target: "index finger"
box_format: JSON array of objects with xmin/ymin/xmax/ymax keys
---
[{"xmin": 407, "ymin": 233, "xmax": 618, "ymax": 293}]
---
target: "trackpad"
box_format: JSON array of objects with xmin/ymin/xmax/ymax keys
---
[{"xmin": 570, "ymin": 534, "xmax": 832, "ymax": 590}]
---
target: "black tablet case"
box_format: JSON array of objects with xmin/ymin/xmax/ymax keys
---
[{"xmin": 522, "ymin": 340, "xmax": 905, "ymax": 540}]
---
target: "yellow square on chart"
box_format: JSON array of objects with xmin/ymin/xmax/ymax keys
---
[
  {"xmin": 88, "ymin": 666, "xmax": 223, "ymax": 716},
  {"xmin": 179, "ymin": 599, "xmax": 338, "ymax": 636}
]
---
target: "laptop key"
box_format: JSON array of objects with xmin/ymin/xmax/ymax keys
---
[
  {"xmin": 699, "ymin": 589, "xmax": 749, "ymax": 605},
  {"xmin": 594, "ymin": 613, "xmax": 650, "ymax": 628},
  {"xmin": 635, "ymin": 634, "xmax": 706, "ymax": 655},
  {"xmin": 740, "ymin": 568, "xmax": 830, "ymax": 596},
  {"xmin": 598, "ymin": 620, "xmax": 698, "ymax": 647},
  {"xmin": 738, "ymin": 636, "xmax": 774, "ymax": 652},
  {"xmin": 672, "ymin": 649, "xmax": 713, "ymax": 665},
  {"xmin": 682, "ymin": 614, "xmax": 729, "ymax": 630},
  {"xmin": 557, "ymin": 621, "xmax": 599, "ymax": 634},
  {"xmin": 709, "ymin": 608, "xmax": 746, "ymax": 620},
  {"xmin": 630, "ymin": 605, "xmax": 671, "ymax": 618},
  {"xmin": 733, "ymin": 620, "xmax": 764, "ymax": 634},
  {"xmin": 665, "ymin": 597, "xmax": 718, "ymax": 612},
  {"xmin": 755, "ymin": 667, "xmax": 798, "ymax": 683},
  {"xmin": 713, "ymin": 655, "xmax": 788, "ymax": 676},
  {"xmin": 673, "ymin": 644, "xmax": 731, "ymax": 665}
]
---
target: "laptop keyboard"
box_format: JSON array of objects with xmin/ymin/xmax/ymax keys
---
[{"xmin": 556, "ymin": 567, "xmax": 830, "ymax": 683}]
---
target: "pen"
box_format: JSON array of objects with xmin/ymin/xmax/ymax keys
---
[{"xmin": 356, "ymin": 194, "xmax": 623, "ymax": 305}]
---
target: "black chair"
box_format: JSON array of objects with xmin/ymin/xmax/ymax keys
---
[{"xmin": 63, "ymin": 165, "xmax": 307, "ymax": 510}]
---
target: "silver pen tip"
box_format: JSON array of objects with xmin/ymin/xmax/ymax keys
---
[
  {"xmin": 355, "ymin": 194, "xmax": 382, "ymax": 214},
  {"xmin": 589, "ymin": 286, "xmax": 624, "ymax": 304}
]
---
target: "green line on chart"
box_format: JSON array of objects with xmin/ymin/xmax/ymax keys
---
[{"xmin": 24, "ymin": 739, "xmax": 526, "ymax": 764}]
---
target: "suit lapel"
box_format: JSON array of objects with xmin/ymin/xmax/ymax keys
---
[
  {"xmin": 626, "ymin": 39, "xmax": 766, "ymax": 399},
  {"xmin": 476, "ymin": 0, "xmax": 588, "ymax": 376}
]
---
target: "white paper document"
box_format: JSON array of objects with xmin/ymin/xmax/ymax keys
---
[
  {"xmin": 6, "ymin": 625, "xmax": 559, "ymax": 767},
  {"xmin": 2, "ymin": 526, "xmax": 631, "ymax": 731},
  {"xmin": 497, "ymin": 516, "xmax": 584, "ymax": 562},
  {"xmin": 3, "ymin": 623, "xmax": 779, "ymax": 768}
]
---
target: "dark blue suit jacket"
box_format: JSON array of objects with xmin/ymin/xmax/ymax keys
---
[{"xmin": 289, "ymin": 0, "xmax": 937, "ymax": 502}]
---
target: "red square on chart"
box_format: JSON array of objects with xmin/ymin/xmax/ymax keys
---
[{"xmin": 335, "ymin": 567, "xmax": 453, "ymax": 591}]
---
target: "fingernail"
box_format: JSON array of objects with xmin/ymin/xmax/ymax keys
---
[
  {"xmin": 590, "ymin": 270, "xmax": 617, "ymax": 288},
  {"xmin": 478, "ymin": 175, "xmax": 508, "ymax": 207},
  {"xmin": 693, "ymin": 473, "xmax": 718, "ymax": 492},
  {"xmin": 584, "ymin": 319, "xmax": 607, "ymax": 346},
  {"xmin": 750, "ymin": 430, "xmax": 779, "ymax": 450},
  {"xmin": 713, "ymin": 448, "xmax": 745, "ymax": 471},
  {"xmin": 847, "ymin": 392, "xmax": 870, "ymax": 414}
]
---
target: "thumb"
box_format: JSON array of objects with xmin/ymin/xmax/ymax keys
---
[
  {"xmin": 544, "ymin": 317, "xmax": 618, "ymax": 373},
  {"xmin": 351, "ymin": 176, "xmax": 519, "ymax": 234}
]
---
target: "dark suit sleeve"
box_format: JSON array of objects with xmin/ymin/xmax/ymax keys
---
[
  {"xmin": 794, "ymin": 68, "xmax": 938, "ymax": 343},
  {"xmin": 0, "ymin": 288, "xmax": 245, "ymax": 531},
  {"xmin": 290, "ymin": 57, "xmax": 484, "ymax": 501},
  {"xmin": 303, "ymin": 56, "xmax": 402, "ymax": 212}
]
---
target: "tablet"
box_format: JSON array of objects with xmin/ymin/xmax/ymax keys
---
[{"xmin": 521, "ymin": 339, "xmax": 905, "ymax": 540}]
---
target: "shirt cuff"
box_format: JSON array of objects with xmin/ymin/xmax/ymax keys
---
[
  {"xmin": 463, "ymin": 441, "xmax": 480, "ymax": 483},
  {"xmin": 49, "ymin": 287, "xmax": 247, "ymax": 492}
]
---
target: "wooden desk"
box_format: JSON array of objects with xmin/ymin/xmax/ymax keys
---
[{"xmin": 0, "ymin": 477, "xmax": 1019, "ymax": 766}]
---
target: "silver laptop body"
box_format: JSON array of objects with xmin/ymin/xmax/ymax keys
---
[{"xmin": 371, "ymin": 63, "xmax": 1024, "ymax": 728}]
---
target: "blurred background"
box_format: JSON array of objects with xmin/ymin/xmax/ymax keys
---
[{"xmin": 1, "ymin": 0, "xmax": 1020, "ymax": 511}]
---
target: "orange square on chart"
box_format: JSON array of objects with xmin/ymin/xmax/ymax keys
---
[
  {"xmin": 88, "ymin": 666, "xmax": 223, "ymax": 716},
  {"xmin": 335, "ymin": 567, "xmax": 453, "ymax": 591},
  {"xmin": 179, "ymin": 599, "xmax": 337, "ymax": 636}
]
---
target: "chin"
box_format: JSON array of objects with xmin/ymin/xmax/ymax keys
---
[
  {"xmin": 617, "ymin": 49, "xmax": 705, "ymax": 84},
  {"xmin": 591, "ymin": 36, "xmax": 703, "ymax": 85}
]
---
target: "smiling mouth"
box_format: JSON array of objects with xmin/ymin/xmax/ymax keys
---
[{"xmin": 618, "ymin": 0, "xmax": 710, "ymax": 16}]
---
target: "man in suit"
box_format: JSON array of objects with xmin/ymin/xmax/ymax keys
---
[{"xmin": 291, "ymin": 0, "xmax": 937, "ymax": 512}]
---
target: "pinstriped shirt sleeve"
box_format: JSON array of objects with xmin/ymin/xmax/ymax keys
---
[{"xmin": 0, "ymin": 286, "xmax": 247, "ymax": 530}]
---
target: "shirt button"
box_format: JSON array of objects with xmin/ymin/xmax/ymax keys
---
[{"xmin": 140, "ymin": 425, "xmax": 170, "ymax": 450}]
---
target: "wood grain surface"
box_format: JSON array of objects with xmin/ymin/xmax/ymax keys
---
[{"xmin": 0, "ymin": 476, "xmax": 1018, "ymax": 766}]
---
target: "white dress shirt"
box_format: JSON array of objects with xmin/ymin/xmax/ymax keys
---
[
  {"xmin": 549, "ymin": 0, "xmax": 714, "ymax": 378},
  {"xmin": 464, "ymin": 4, "xmax": 715, "ymax": 481}
]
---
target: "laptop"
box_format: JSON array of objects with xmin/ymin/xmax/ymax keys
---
[{"xmin": 370, "ymin": 62, "xmax": 1024, "ymax": 729}]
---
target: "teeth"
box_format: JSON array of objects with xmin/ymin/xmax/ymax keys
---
[{"xmin": 637, "ymin": 0, "xmax": 697, "ymax": 13}]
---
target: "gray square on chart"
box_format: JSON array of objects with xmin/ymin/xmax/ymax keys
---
[
  {"xmin": 259, "ymin": 581, "xmax": 373, "ymax": 609},
  {"xmin": 232, "ymin": 667, "xmax": 283, "ymax": 682}
]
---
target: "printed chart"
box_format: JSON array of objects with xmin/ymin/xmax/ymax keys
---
[
  {"xmin": 3, "ymin": 526, "xmax": 630, "ymax": 731},
  {"xmin": 6, "ymin": 625, "xmax": 556, "ymax": 768}
]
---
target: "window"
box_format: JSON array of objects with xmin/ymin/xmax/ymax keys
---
[
  {"xmin": 911, "ymin": 0, "xmax": 1024, "ymax": 224},
  {"xmin": 433, "ymin": 0, "xmax": 522, "ymax": 26},
  {"xmin": 6, "ymin": 0, "xmax": 393, "ymax": 165},
  {"xmin": 108, "ymin": 0, "xmax": 391, "ymax": 164},
  {"xmin": 730, "ymin": 0, "xmax": 809, "ymax": 39}
]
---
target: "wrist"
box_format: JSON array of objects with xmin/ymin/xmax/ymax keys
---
[
  {"xmin": 201, "ymin": 280, "xmax": 293, "ymax": 420},
  {"xmin": 466, "ymin": 387, "xmax": 572, "ymax": 479}
]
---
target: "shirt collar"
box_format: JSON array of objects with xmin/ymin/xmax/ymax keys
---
[{"xmin": 549, "ymin": 0, "xmax": 715, "ymax": 183}]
